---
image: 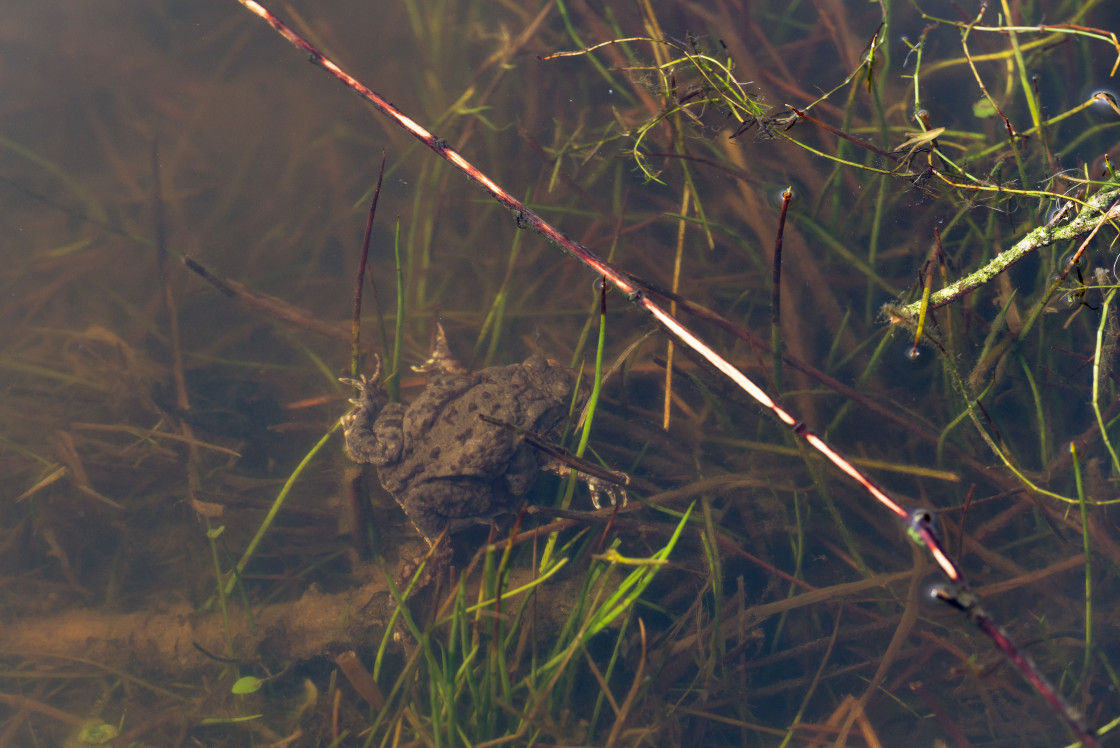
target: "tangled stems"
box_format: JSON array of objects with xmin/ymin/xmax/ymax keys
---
[{"xmin": 888, "ymin": 184, "xmax": 1120, "ymax": 322}]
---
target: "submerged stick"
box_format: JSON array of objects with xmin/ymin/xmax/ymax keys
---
[
  {"xmin": 182, "ymin": 254, "xmax": 371, "ymax": 350},
  {"xmin": 230, "ymin": 3, "xmax": 1101, "ymax": 743},
  {"xmin": 770, "ymin": 186, "xmax": 791, "ymax": 389},
  {"xmin": 889, "ymin": 187, "xmax": 1120, "ymax": 320},
  {"xmin": 351, "ymin": 153, "xmax": 387, "ymax": 380}
]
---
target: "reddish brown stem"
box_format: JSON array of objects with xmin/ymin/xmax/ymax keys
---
[{"xmin": 351, "ymin": 152, "xmax": 387, "ymax": 379}]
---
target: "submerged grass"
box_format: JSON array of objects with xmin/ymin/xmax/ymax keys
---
[{"xmin": 359, "ymin": 507, "xmax": 689, "ymax": 747}]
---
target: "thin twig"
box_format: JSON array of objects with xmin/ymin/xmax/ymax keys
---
[{"xmin": 351, "ymin": 152, "xmax": 387, "ymax": 379}]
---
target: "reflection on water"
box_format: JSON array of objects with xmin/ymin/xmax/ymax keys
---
[{"xmin": 2, "ymin": 0, "xmax": 1119, "ymax": 745}]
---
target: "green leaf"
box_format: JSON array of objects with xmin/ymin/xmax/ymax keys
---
[
  {"xmin": 232, "ymin": 675, "xmax": 263, "ymax": 694},
  {"xmin": 77, "ymin": 721, "xmax": 119, "ymax": 744},
  {"xmin": 972, "ymin": 98, "xmax": 997, "ymax": 118}
]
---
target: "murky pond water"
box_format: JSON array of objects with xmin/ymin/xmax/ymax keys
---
[{"xmin": 2, "ymin": 1, "xmax": 1119, "ymax": 745}]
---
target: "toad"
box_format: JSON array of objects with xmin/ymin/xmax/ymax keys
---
[{"xmin": 340, "ymin": 328, "xmax": 586, "ymax": 543}]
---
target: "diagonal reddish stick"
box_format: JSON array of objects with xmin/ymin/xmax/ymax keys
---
[
  {"xmin": 232, "ymin": 3, "xmax": 1099, "ymax": 744},
  {"xmin": 234, "ymin": 0, "xmax": 913, "ymax": 531}
]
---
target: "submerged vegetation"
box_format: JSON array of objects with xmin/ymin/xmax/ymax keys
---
[{"xmin": 2, "ymin": 0, "xmax": 1120, "ymax": 745}]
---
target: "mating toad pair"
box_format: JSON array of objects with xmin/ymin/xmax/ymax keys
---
[{"xmin": 340, "ymin": 328, "xmax": 624, "ymax": 544}]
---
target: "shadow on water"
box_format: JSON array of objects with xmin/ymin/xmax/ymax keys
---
[{"xmin": 2, "ymin": 0, "xmax": 1120, "ymax": 745}]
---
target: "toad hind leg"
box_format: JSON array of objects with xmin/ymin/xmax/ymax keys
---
[
  {"xmin": 540, "ymin": 458, "xmax": 629, "ymax": 510},
  {"xmin": 397, "ymin": 479, "xmax": 513, "ymax": 545}
]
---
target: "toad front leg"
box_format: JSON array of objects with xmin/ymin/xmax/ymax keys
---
[{"xmin": 340, "ymin": 358, "xmax": 404, "ymax": 466}]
